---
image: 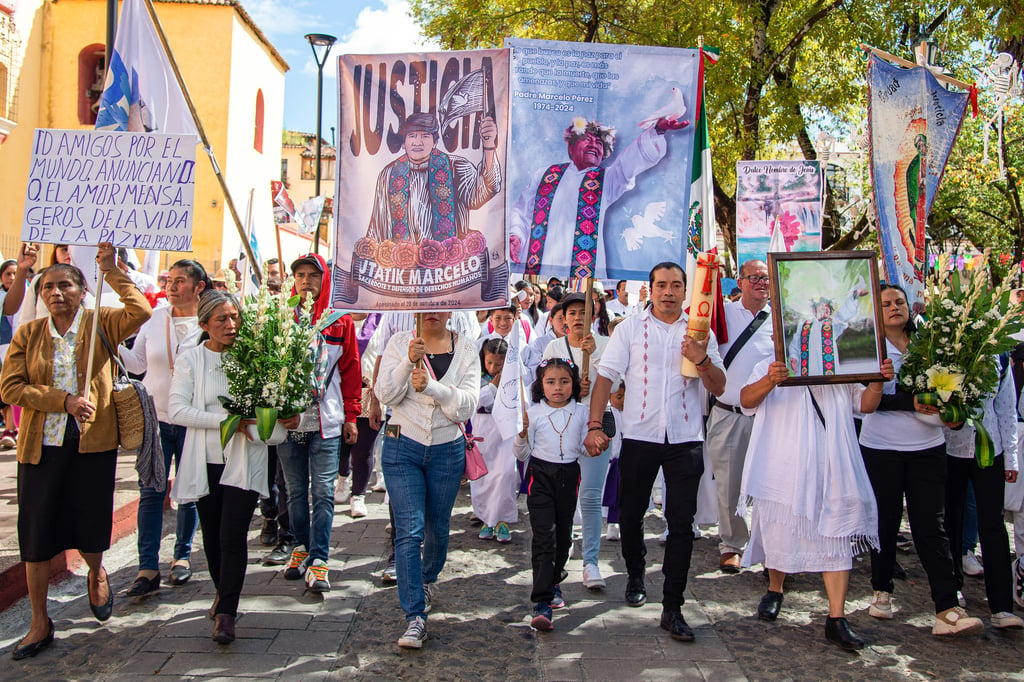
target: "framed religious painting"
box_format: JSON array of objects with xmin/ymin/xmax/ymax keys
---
[{"xmin": 768, "ymin": 250, "xmax": 887, "ymax": 386}]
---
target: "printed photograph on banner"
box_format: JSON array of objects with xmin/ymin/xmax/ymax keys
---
[
  {"xmin": 331, "ymin": 49, "xmax": 510, "ymax": 312},
  {"xmin": 21, "ymin": 129, "xmax": 195, "ymax": 251},
  {"xmin": 768, "ymin": 250, "xmax": 886, "ymax": 386},
  {"xmin": 869, "ymin": 54, "xmax": 970, "ymax": 312},
  {"xmin": 506, "ymin": 38, "xmax": 700, "ymax": 281},
  {"xmin": 736, "ymin": 160, "xmax": 823, "ymax": 267}
]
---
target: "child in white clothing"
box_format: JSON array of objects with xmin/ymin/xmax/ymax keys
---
[{"xmin": 472, "ymin": 338, "xmax": 519, "ymax": 542}]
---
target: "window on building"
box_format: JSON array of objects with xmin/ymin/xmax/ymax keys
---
[
  {"xmin": 280, "ymin": 159, "xmax": 288, "ymax": 182},
  {"xmin": 301, "ymin": 157, "xmax": 314, "ymax": 180},
  {"xmin": 254, "ymin": 89, "xmax": 264, "ymax": 153},
  {"xmin": 78, "ymin": 44, "xmax": 105, "ymax": 125},
  {"xmin": 0, "ymin": 62, "xmax": 7, "ymax": 119}
]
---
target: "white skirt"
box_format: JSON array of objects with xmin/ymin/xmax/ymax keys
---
[
  {"xmin": 469, "ymin": 413, "xmax": 519, "ymax": 526},
  {"xmin": 743, "ymin": 502, "xmax": 854, "ymax": 574}
]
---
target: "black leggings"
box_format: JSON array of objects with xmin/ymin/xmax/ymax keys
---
[
  {"xmin": 339, "ymin": 417, "xmax": 379, "ymax": 496},
  {"xmin": 195, "ymin": 464, "xmax": 259, "ymax": 616}
]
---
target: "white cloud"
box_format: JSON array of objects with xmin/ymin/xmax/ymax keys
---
[{"xmin": 245, "ymin": 0, "xmax": 321, "ymax": 38}]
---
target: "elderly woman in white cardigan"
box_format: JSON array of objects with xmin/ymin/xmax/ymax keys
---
[
  {"xmin": 374, "ymin": 310, "xmax": 480, "ymax": 650},
  {"xmin": 168, "ymin": 291, "xmax": 298, "ymax": 645}
]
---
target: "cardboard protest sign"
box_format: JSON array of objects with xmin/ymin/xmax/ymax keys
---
[
  {"xmin": 22, "ymin": 129, "xmax": 196, "ymax": 251},
  {"xmin": 736, "ymin": 160, "xmax": 824, "ymax": 267},
  {"xmin": 506, "ymin": 38, "xmax": 701, "ymax": 281},
  {"xmin": 331, "ymin": 49, "xmax": 510, "ymax": 312}
]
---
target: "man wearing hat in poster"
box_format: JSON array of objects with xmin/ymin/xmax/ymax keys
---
[
  {"xmin": 365, "ymin": 112, "xmax": 501, "ymax": 243},
  {"xmin": 509, "ymin": 115, "xmax": 689, "ymax": 279}
]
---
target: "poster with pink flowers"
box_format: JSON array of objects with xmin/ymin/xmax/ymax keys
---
[
  {"xmin": 331, "ymin": 49, "xmax": 510, "ymax": 311},
  {"xmin": 735, "ymin": 160, "xmax": 824, "ymax": 268}
]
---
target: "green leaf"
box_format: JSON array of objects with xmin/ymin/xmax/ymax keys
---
[
  {"xmin": 220, "ymin": 413, "xmax": 242, "ymax": 451},
  {"xmin": 287, "ymin": 294, "xmax": 302, "ymax": 307},
  {"xmin": 970, "ymin": 416, "xmax": 995, "ymax": 469},
  {"xmin": 255, "ymin": 405, "xmax": 279, "ymax": 442}
]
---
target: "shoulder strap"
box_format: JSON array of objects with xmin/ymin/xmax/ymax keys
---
[
  {"xmin": 722, "ymin": 310, "xmax": 769, "ymax": 369},
  {"xmin": 95, "ymin": 323, "xmax": 129, "ymax": 381},
  {"xmin": 807, "ymin": 387, "xmax": 826, "ymax": 429}
]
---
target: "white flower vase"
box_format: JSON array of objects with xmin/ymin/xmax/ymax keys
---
[
  {"xmin": 244, "ymin": 422, "xmax": 288, "ymax": 446},
  {"xmin": 913, "ymin": 412, "xmax": 944, "ymax": 427}
]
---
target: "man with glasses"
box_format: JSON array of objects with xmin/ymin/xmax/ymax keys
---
[{"xmin": 705, "ymin": 260, "xmax": 775, "ymax": 578}]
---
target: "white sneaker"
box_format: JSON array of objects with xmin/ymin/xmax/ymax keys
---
[
  {"xmin": 350, "ymin": 495, "xmax": 367, "ymax": 518},
  {"xmin": 962, "ymin": 551, "xmax": 984, "ymax": 576},
  {"xmin": 371, "ymin": 472, "xmax": 387, "ymax": 493},
  {"xmin": 933, "ymin": 606, "xmax": 984, "ymax": 636},
  {"xmin": 991, "ymin": 611, "xmax": 1024, "ymax": 629},
  {"xmin": 304, "ymin": 558, "xmax": 331, "ymax": 592},
  {"xmin": 605, "ymin": 523, "xmax": 620, "ymax": 541},
  {"xmin": 334, "ymin": 476, "xmax": 351, "ymax": 505},
  {"xmin": 582, "ymin": 563, "xmax": 606, "ymax": 591},
  {"xmin": 868, "ymin": 590, "xmax": 893, "ymax": 619},
  {"xmin": 398, "ymin": 616, "xmax": 427, "ymax": 648},
  {"xmin": 423, "ymin": 583, "xmax": 436, "ymax": 613}
]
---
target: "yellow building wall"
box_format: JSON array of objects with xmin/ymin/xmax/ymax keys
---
[{"xmin": 0, "ymin": 0, "xmax": 285, "ymax": 272}]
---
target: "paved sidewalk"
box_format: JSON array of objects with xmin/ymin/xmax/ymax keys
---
[{"xmin": 0, "ymin": 479, "xmax": 1022, "ymax": 680}]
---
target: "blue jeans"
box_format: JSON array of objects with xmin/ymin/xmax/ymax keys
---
[
  {"xmin": 578, "ymin": 445, "xmax": 610, "ymax": 566},
  {"xmin": 137, "ymin": 422, "xmax": 198, "ymax": 570},
  {"xmin": 382, "ymin": 433, "xmax": 465, "ymax": 621},
  {"xmin": 278, "ymin": 431, "xmax": 341, "ymax": 563}
]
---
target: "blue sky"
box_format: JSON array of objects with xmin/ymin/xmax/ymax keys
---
[{"xmin": 245, "ymin": 0, "xmax": 437, "ymax": 137}]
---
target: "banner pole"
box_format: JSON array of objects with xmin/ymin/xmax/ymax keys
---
[
  {"xmin": 141, "ymin": 0, "xmax": 261, "ymax": 283},
  {"xmin": 859, "ymin": 44, "xmax": 973, "ymax": 90},
  {"xmin": 82, "ymin": 276, "xmax": 106, "ymax": 399}
]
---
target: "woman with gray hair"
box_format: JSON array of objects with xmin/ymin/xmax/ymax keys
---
[{"xmin": 169, "ymin": 290, "xmax": 299, "ymax": 645}]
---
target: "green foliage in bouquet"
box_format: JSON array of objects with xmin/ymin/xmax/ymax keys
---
[{"xmin": 898, "ymin": 253, "xmax": 1024, "ymax": 467}]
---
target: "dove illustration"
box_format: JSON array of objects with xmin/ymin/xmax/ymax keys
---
[
  {"xmin": 638, "ymin": 87, "xmax": 686, "ymax": 129},
  {"xmin": 621, "ymin": 201, "xmax": 673, "ymax": 251}
]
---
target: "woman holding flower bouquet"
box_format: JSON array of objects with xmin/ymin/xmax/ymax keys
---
[
  {"xmin": 375, "ymin": 310, "xmax": 480, "ymax": 649},
  {"xmin": 169, "ymin": 291, "xmax": 300, "ymax": 644},
  {"xmin": 859, "ymin": 284, "xmax": 985, "ymax": 636}
]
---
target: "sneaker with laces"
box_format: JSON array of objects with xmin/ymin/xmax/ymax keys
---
[
  {"xmin": 478, "ymin": 525, "xmax": 495, "ymax": 540},
  {"xmin": 531, "ymin": 602, "xmax": 553, "ymax": 631},
  {"xmin": 283, "ymin": 546, "xmax": 309, "ymax": 580},
  {"xmin": 550, "ymin": 584, "xmax": 566, "ymax": 609},
  {"xmin": 933, "ymin": 606, "xmax": 984, "ymax": 635},
  {"xmin": 495, "ymin": 521, "xmax": 512, "ymax": 543},
  {"xmin": 334, "ymin": 476, "xmax": 350, "ymax": 505},
  {"xmin": 305, "ymin": 558, "xmax": 331, "ymax": 592},
  {"xmin": 582, "ymin": 563, "xmax": 606, "ymax": 591},
  {"xmin": 868, "ymin": 590, "xmax": 894, "ymax": 619},
  {"xmin": 1014, "ymin": 556, "xmax": 1024, "ymax": 609},
  {"xmin": 263, "ymin": 541, "xmax": 292, "ymax": 566},
  {"xmin": 381, "ymin": 554, "xmax": 397, "ymax": 585},
  {"xmin": 0, "ymin": 429, "xmax": 15, "ymax": 449},
  {"xmin": 398, "ymin": 616, "xmax": 427, "ymax": 648},
  {"xmin": 962, "ymin": 551, "xmax": 984, "ymax": 576},
  {"xmin": 423, "ymin": 583, "xmax": 436, "ymax": 613},
  {"xmin": 991, "ymin": 611, "xmax": 1024, "ymax": 629},
  {"xmin": 605, "ymin": 523, "xmax": 620, "ymax": 541},
  {"xmin": 350, "ymin": 495, "xmax": 368, "ymax": 518}
]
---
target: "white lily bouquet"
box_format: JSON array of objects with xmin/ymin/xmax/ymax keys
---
[
  {"xmin": 218, "ymin": 276, "xmax": 341, "ymax": 448},
  {"xmin": 898, "ymin": 252, "xmax": 1024, "ymax": 466}
]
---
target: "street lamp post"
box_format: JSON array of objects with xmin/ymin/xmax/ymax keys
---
[{"xmin": 306, "ymin": 32, "xmax": 336, "ymax": 255}]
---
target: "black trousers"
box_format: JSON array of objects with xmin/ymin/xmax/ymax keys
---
[
  {"xmin": 339, "ymin": 417, "xmax": 379, "ymax": 496},
  {"xmin": 526, "ymin": 458, "xmax": 580, "ymax": 605},
  {"xmin": 618, "ymin": 438, "xmax": 703, "ymax": 611},
  {"xmin": 945, "ymin": 454, "xmax": 1013, "ymax": 613},
  {"xmin": 195, "ymin": 464, "xmax": 259, "ymax": 616},
  {"xmin": 862, "ymin": 444, "xmax": 958, "ymax": 612},
  {"xmin": 259, "ymin": 447, "xmax": 292, "ymax": 542}
]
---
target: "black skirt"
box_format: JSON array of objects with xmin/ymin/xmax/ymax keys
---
[{"xmin": 17, "ymin": 423, "xmax": 118, "ymax": 562}]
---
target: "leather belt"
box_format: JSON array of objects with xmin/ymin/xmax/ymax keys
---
[{"xmin": 713, "ymin": 401, "xmax": 743, "ymax": 415}]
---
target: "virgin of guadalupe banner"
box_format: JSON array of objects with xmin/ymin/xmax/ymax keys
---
[
  {"xmin": 506, "ymin": 38, "xmax": 700, "ymax": 281},
  {"xmin": 736, "ymin": 160, "xmax": 824, "ymax": 266},
  {"xmin": 331, "ymin": 49, "xmax": 510, "ymax": 311},
  {"xmin": 868, "ymin": 54, "xmax": 970, "ymax": 310}
]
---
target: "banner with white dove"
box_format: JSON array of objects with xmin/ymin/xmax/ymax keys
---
[
  {"xmin": 505, "ymin": 38, "xmax": 701, "ymax": 280},
  {"xmin": 735, "ymin": 160, "xmax": 824, "ymax": 268}
]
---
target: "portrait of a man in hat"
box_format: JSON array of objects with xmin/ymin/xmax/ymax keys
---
[
  {"xmin": 786, "ymin": 281, "xmax": 870, "ymax": 377},
  {"xmin": 508, "ymin": 114, "xmax": 688, "ymax": 279},
  {"xmin": 365, "ymin": 112, "xmax": 501, "ymax": 243}
]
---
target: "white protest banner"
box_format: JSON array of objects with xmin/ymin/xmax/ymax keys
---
[{"xmin": 22, "ymin": 128, "xmax": 196, "ymax": 251}]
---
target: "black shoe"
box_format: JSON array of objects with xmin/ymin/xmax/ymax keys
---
[
  {"xmin": 11, "ymin": 619, "xmax": 54, "ymax": 660},
  {"xmin": 825, "ymin": 616, "xmax": 866, "ymax": 651},
  {"xmin": 757, "ymin": 591, "xmax": 783, "ymax": 621},
  {"xmin": 892, "ymin": 560, "xmax": 907, "ymax": 581},
  {"xmin": 262, "ymin": 542, "xmax": 292, "ymax": 566},
  {"xmin": 625, "ymin": 575, "xmax": 647, "ymax": 607},
  {"xmin": 89, "ymin": 570, "xmax": 114, "ymax": 621},
  {"xmin": 168, "ymin": 562, "xmax": 192, "ymax": 586},
  {"xmin": 260, "ymin": 519, "xmax": 279, "ymax": 546},
  {"xmin": 212, "ymin": 613, "xmax": 236, "ymax": 644},
  {"xmin": 125, "ymin": 574, "xmax": 161, "ymax": 599},
  {"xmin": 659, "ymin": 609, "xmax": 695, "ymax": 641}
]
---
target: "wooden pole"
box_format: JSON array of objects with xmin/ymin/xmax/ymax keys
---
[
  {"xmin": 141, "ymin": 0, "xmax": 261, "ymax": 284},
  {"xmin": 415, "ymin": 313, "xmax": 423, "ymax": 369},
  {"xmin": 860, "ymin": 43, "xmax": 974, "ymax": 90},
  {"xmin": 275, "ymin": 225, "xmax": 285, "ymax": 279},
  {"xmin": 82, "ymin": 275, "xmax": 105, "ymax": 399},
  {"xmin": 582, "ymin": 278, "xmax": 594, "ymax": 377}
]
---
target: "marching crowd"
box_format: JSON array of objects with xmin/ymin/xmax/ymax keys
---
[{"xmin": 1, "ymin": 242, "xmax": 1023, "ymax": 660}]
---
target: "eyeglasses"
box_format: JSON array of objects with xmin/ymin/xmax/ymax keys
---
[{"xmin": 741, "ymin": 275, "xmax": 769, "ymax": 284}]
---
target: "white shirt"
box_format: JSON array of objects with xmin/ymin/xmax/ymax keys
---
[
  {"xmin": 606, "ymin": 298, "xmax": 635, "ymax": 318},
  {"xmin": 374, "ymin": 311, "xmax": 481, "ymax": 362},
  {"xmin": 859, "ymin": 341, "xmax": 945, "ymax": 451},
  {"xmin": 597, "ymin": 308, "xmax": 724, "ymax": 444},
  {"xmin": 119, "ymin": 306, "xmax": 203, "ymax": 421},
  {"xmin": 513, "ymin": 400, "xmax": 589, "ymax": 464},
  {"xmin": 543, "ymin": 334, "xmax": 609, "ymax": 408},
  {"xmin": 509, "ymin": 128, "xmax": 667, "ymax": 279},
  {"xmin": 717, "ymin": 300, "xmax": 774, "ymax": 407}
]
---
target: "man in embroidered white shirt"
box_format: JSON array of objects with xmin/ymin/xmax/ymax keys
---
[
  {"xmin": 585, "ymin": 262, "xmax": 725, "ymax": 642},
  {"xmin": 509, "ymin": 116, "xmax": 688, "ymax": 279},
  {"xmin": 704, "ymin": 259, "xmax": 774, "ymax": 575}
]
